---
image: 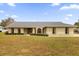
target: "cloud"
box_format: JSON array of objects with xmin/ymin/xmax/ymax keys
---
[
  {"xmin": 50, "ymin": 3, "xmax": 60, "ymax": 6},
  {"xmin": 65, "ymin": 17, "xmax": 69, "ymax": 20},
  {"xmin": 0, "ymin": 10, "xmax": 4, "ymax": 13},
  {"xmin": 66, "ymin": 14, "xmax": 73, "ymax": 17},
  {"xmin": 5, "ymin": 15, "xmax": 9, "ymax": 17},
  {"xmin": 7, "ymin": 3, "xmax": 16, "ymax": 7},
  {"xmin": 11, "ymin": 15, "xmax": 18, "ymax": 18},
  {"xmin": 5, "ymin": 14, "xmax": 18, "ymax": 18},
  {"xmin": 64, "ymin": 14, "xmax": 73, "ymax": 20},
  {"xmin": 60, "ymin": 4, "xmax": 79, "ymax": 10}
]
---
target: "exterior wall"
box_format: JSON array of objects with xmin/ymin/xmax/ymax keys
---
[
  {"xmin": 32, "ymin": 28, "xmax": 35, "ymax": 34},
  {"xmin": 56, "ymin": 28, "xmax": 65, "ymax": 34},
  {"xmin": 14, "ymin": 28, "xmax": 18, "ymax": 33},
  {"xmin": 46, "ymin": 27, "xmax": 74, "ymax": 36},
  {"xmin": 7, "ymin": 28, "xmax": 11, "ymax": 33},
  {"xmin": 69, "ymin": 28, "xmax": 74, "ymax": 34},
  {"xmin": 46, "ymin": 28, "xmax": 52, "ymax": 35}
]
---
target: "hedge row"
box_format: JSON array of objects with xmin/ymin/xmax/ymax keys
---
[
  {"xmin": 30, "ymin": 33, "xmax": 48, "ymax": 36},
  {"xmin": 5, "ymin": 32, "xmax": 48, "ymax": 36}
]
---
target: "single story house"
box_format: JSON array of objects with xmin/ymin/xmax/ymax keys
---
[{"xmin": 6, "ymin": 22, "xmax": 75, "ymax": 37}]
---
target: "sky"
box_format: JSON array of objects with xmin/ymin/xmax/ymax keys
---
[{"xmin": 0, "ymin": 3, "xmax": 79, "ymax": 24}]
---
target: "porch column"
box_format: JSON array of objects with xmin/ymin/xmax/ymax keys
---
[
  {"xmin": 14, "ymin": 28, "xmax": 18, "ymax": 33},
  {"xmin": 21, "ymin": 28, "xmax": 24, "ymax": 33},
  {"xmin": 41, "ymin": 28, "xmax": 43, "ymax": 34},
  {"xmin": 32, "ymin": 28, "xmax": 35, "ymax": 34},
  {"xmin": 69, "ymin": 28, "xmax": 74, "ymax": 34}
]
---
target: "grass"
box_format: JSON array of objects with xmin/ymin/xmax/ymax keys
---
[{"xmin": 0, "ymin": 33, "xmax": 79, "ymax": 56}]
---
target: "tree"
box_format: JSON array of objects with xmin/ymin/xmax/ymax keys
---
[
  {"xmin": 1, "ymin": 17, "xmax": 15, "ymax": 27},
  {"xmin": 74, "ymin": 19, "xmax": 79, "ymax": 27}
]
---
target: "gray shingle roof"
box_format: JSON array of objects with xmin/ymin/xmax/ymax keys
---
[{"xmin": 6, "ymin": 22, "xmax": 74, "ymax": 28}]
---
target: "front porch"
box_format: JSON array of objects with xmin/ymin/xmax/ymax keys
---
[{"xmin": 7, "ymin": 27, "xmax": 46, "ymax": 35}]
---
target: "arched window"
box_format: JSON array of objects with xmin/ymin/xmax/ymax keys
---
[{"xmin": 37, "ymin": 28, "xmax": 41, "ymax": 33}]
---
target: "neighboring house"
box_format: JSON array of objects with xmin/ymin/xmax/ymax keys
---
[
  {"xmin": 6, "ymin": 22, "xmax": 75, "ymax": 36},
  {"xmin": 0, "ymin": 26, "xmax": 8, "ymax": 32},
  {"xmin": 0, "ymin": 26, "xmax": 3, "ymax": 32}
]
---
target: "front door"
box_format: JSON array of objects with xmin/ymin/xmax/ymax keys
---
[{"xmin": 27, "ymin": 28, "xmax": 32, "ymax": 34}]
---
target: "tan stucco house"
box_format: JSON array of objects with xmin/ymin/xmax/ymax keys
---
[{"xmin": 6, "ymin": 22, "xmax": 75, "ymax": 37}]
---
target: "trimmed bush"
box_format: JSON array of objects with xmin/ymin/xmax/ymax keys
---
[
  {"xmin": 30, "ymin": 33, "xmax": 48, "ymax": 36},
  {"xmin": 5, "ymin": 32, "xmax": 24, "ymax": 35},
  {"xmin": 0, "ymin": 31, "xmax": 2, "ymax": 32}
]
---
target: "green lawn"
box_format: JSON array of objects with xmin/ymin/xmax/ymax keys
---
[{"xmin": 0, "ymin": 33, "xmax": 79, "ymax": 56}]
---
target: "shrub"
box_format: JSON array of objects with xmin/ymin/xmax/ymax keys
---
[
  {"xmin": 0, "ymin": 31, "xmax": 2, "ymax": 32},
  {"xmin": 30, "ymin": 33, "xmax": 48, "ymax": 36},
  {"xmin": 5, "ymin": 32, "xmax": 24, "ymax": 35}
]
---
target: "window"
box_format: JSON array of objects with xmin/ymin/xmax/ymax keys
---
[
  {"xmin": 43, "ymin": 28, "xmax": 46, "ymax": 34},
  {"xmin": 37, "ymin": 28, "xmax": 41, "ymax": 33},
  {"xmin": 65, "ymin": 27, "xmax": 69, "ymax": 34},
  {"xmin": 11, "ymin": 28, "xmax": 14, "ymax": 34},
  {"xmin": 52, "ymin": 27, "xmax": 56, "ymax": 34},
  {"xmin": 18, "ymin": 28, "xmax": 21, "ymax": 34}
]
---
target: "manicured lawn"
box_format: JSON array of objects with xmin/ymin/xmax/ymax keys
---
[{"xmin": 0, "ymin": 33, "xmax": 79, "ymax": 56}]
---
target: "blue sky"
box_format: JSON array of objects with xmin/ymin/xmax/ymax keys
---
[{"xmin": 0, "ymin": 3, "xmax": 79, "ymax": 24}]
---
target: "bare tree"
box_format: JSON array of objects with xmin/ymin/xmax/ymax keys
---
[{"xmin": 1, "ymin": 17, "xmax": 15, "ymax": 27}]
